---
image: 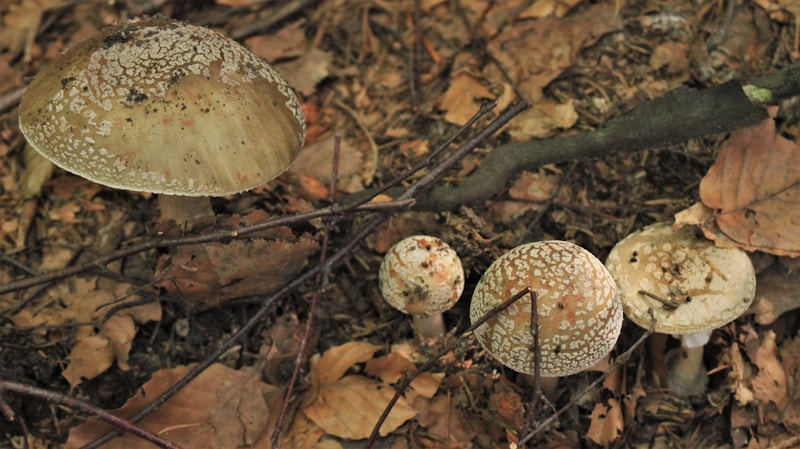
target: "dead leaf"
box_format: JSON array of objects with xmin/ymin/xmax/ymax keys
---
[
  {"xmin": 290, "ymin": 135, "xmax": 372, "ymax": 196},
  {"xmin": 745, "ymin": 330, "xmax": 788, "ymax": 409},
  {"xmin": 491, "ymin": 168, "xmax": 561, "ymax": 222},
  {"xmin": 697, "ymin": 116, "xmax": 800, "ymax": 256},
  {"xmin": 747, "ymin": 264, "xmax": 800, "ymax": 324},
  {"xmin": 416, "ymin": 394, "xmax": 477, "ymax": 448},
  {"xmin": 66, "ymin": 364, "xmax": 275, "ymax": 449},
  {"xmin": 11, "ymin": 279, "xmax": 160, "ymax": 386},
  {"xmin": 508, "ymin": 99, "xmax": 579, "ymax": 140},
  {"xmin": 302, "ymin": 342, "xmax": 418, "ymax": 439},
  {"xmin": 274, "ymin": 48, "xmax": 332, "ymax": 96},
  {"xmin": 155, "ymin": 233, "xmax": 319, "ymax": 308},
  {"xmin": 437, "ymin": 73, "xmax": 494, "ymax": 125},
  {"xmin": 586, "ymin": 399, "xmax": 623, "ymax": 446}
]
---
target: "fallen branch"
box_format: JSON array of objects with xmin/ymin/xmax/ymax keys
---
[{"xmin": 392, "ymin": 60, "xmax": 800, "ymax": 211}]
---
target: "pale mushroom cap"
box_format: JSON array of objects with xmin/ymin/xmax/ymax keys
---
[
  {"xmin": 606, "ymin": 222, "xmax": 756, "ymax": 334},
  {"xmin": 18, "ymin": 17, "xmax": 305, "ymax": 196},
  {"xmin": 470, "ymin": 241, "xmax": 622, "ymax": 377},
  {"xmin": 379, "ymin": 236, "xmax": 465, "ymax": 316}
]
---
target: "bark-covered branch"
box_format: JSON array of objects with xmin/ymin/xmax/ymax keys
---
[{"xmin": 409, "ymin": 60, "xmax": 800, "ymax": 211}]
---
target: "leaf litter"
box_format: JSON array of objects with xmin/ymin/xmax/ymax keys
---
[{"xmin": 2, "ymin": 0, "xmax": 800, "ymax": 448}]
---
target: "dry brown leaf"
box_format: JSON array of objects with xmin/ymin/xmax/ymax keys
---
[
  {"xmin": 747, "ymin": 264, "xmax": 800, "ymax": 324},
  {"xmin": 302, "ymin": 342, "xmax": 419, "ymax": 439},
  {"xmin": 155, "ymin": 234, "xmax": 319, "ymax": 308},
  {"xmin": 487, "ymin": 2, "xmax": 617, "ymax": 103},
  {"xmin": 697, "ymin": 116, "xmax": 800, "ymax": 256},
  {"xmin": 586, "ymin": 399, "xmax": 623, "ymax": 446},
  {"xmin": 303, "ymin": 374, "xmax": 417, "ymax": 440},
  {"xmin": 290, "ymin": 135, "xmax": 371, "ymax": 196},
  {"xmin": 491, "ymin": 168, "xmax": 561, "ymax": 222},
  {"xmin": 745, "ymin": 330, "xmax": 788, "ymax": 408},
  {"xmin": 274, "ymin": 48, "xmax": 332, "ymax": 96},
  {"xmin": 245, "ymin": 20, "xmax": 308, "ymax": 60},
  {"xmin": 415, "ymin": 393, "xmax": 476, "ymax": 448},
  {"xmin": 508, "ymin": 99, "xmax": 578, "ymax": 140},
  {"xmin": 11, "ymin": 279, "xmax": 160, "ymax": 386},
  {"xmin": 67, "ymin": 364, "xmax": 275, "ymax": 449},
  {"xmin": 520, "ymin": 0, "xmax": 584, "ymax": 18},
  {"xmin": 364, "ymin": 352, "xmax": 444, "ymax": 399},
  {"xmin": 779, "ymin": 335, "xmax": 800, "ymax": 431},
  {"xmin": 437, "ymin": 73, "xmax": 494, "ymax": 125}
]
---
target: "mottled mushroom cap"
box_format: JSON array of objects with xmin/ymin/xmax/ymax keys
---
[
  {"xmin": 606, "ymin": 222, "xmax": 756, "ymax": 334},
  {"xmin": 470, "ymin": 241, "xmax": 622, "ymax": 377},
  {"xmin": 379, "ymin": 236, "xmax": 465, "ymax": 316},
  {"xmin": 18, "ymin": 17, "xmax": 305, "ymax": 196}
]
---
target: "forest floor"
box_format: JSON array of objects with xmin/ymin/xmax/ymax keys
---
[{"xmin": 1, "ymin": 0, "xmax": 800, "ymax": 448}]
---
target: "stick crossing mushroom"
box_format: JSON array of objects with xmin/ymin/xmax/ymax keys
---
[
  {"xmin": 470, "ymin": 241, "xmax": 622, "ymax": 391},
  {"xmin": 606, "ymin": 222, "xmax": 756, "ymax": 396},
  {"xmin": 18, "ymin": 17, "xmax": 305, "ymax": 225}
]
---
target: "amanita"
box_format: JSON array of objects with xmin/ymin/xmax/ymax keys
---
[
  {"xmin": 18, "ymin": 17, "xmax": 305, "ymax": 225},
  {"xmin": 379, "ymin": 235, "xmax": 465, "ymax": 339},
  {"xmin": 606, "ymin": 222, "xmax": 756, "ymax": 396},
  {"xmin": 470, "ymin": 241, "xmax": 622, "ymax": 390}
]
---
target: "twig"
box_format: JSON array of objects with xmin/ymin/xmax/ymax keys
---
[
  {"xmin": 272, "ymin": 136, "xmax": 340, "ymax": 447},
  {"xmin": 516, "ymin": 309, "xmax": 657, "ymax": 445},
  {"xmin": 79, "ymin": 99, "xmax": 527, "ymax": 449},
  {"xmin": 363, "ymin": 287, "xmax": 533, "ymax": 449},
  {"xmin": 0, "ymin": 380, "xmax": 185, "ymax": 449}
]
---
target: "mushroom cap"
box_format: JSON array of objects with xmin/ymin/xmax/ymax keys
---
[
  {"xmin": 379, "ymin": 236, "xmax": 465, "ymax": 316},
  {"xmin": 470, "ymin": 241, "xmax": 622, "ymax": 377},
  {"xmin": 606, "ymin": 222, "xmax": 756, "ymax": 335},
  {"xmin": 18, "ymin": 17, "xmax": 305, "ymax": 197}
]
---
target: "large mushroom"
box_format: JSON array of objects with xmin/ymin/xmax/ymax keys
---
[
  {"xmin": 606, "ymin": 222, "xmax": 756, "ymax": 396},
  {"xmin": 18, "ymin": 17, "xmax": 305, "ymax": 225},
  {"xmin": 470, "ymin": 241, "xmax": 622, "ymax": 392}
]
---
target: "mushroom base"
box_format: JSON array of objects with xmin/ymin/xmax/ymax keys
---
[
  {"xmin": 665, "ymin": 344, "xmax": 708, "ymax": 396},
  {"xmin": 158, "ymin": 195, "xmax": 214, "ymax": 226}
]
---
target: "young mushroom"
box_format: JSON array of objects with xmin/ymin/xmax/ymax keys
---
[
  {"xmin": 606, "ymin": 222, "xmax": 756, "ymax": 396},
  {"xmin": 18, "ymin": 17, "xmax": 305, "ymax": 226},
  {"xmin": 470, "ymin": 241, "xmax": 622, "ymax": 392},
  {"xmin": 379, "ymin": 235, "xmax": 465, "ymax": 339}
]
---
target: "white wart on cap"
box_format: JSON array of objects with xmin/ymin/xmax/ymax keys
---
[
  {"xmin": 18, "ymin": 17, "xmax": 305, "ymax": 197},
  {"xmin": 605, "ymin": 222, "xmax": 756, "ymax": 335},
  {"xmin": 470, "ymin": 241, "xmax": 622, "ymax": 377},
  {"xmin": 379, "ymin": 235, "xmax": 465, "ymax": 338}
]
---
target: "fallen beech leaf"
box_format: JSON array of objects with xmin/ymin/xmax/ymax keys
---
[
  {"xmin": 415, "ymin": 394, "xmax": 476, "ymax": 448},
  {"xmin": 66, "ymin": 364, "xmax": 275, "ymax": 449},
  {"xmin": 698, "ymin": 116, "xmax": 800, "ymax": 256},
  {"xmin": 155, "ymin": 235, "xmax": 319, "ymax": 308},
  {"xmin": 745, "ymin": 330, "xmax": 788, "ymax": 408},
  {"xmin": 303, "ymin": 374, "xmax": 417, "ymax": 439},
  {"xmin": 586, "ymin": 399, "xmax": 623, "ymax": 446},
  {"xmin": 12, "ymin": 280, "xmax": 160, "ymax": 386},
  {"xmin": 437, "ymin": 73, "xmax": 494, "ymax": 125},
  {"xmin": 778, "ymin": 335, "xmax": 800, "ymax": 431},
  {"xmin": 747, "ymin": 264, "xmax": 800, "ymax": 324},
  {"xmin": 311, "ymin": 341, "xmax": 382, "ymax": 387}
]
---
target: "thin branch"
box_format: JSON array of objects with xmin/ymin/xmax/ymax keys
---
[{"xmin": 0, "ymin": 380, "xmax": 185, "ymax": 449}]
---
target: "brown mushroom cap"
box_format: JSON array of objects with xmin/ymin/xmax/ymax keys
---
[
  {"xmin": 470, "ymin": 241, "xmax": 622, "ymax": 377},
  {"xmin": 606, "ymin": 222, "xmax": 756, "ymax": 334},
  {"xmin": 18, "ymin": 17, "xmax": 305, "ymax": 196},
  {"xmin": 379, "ymin": 236, "xmax": 465, "ymax": 316}
]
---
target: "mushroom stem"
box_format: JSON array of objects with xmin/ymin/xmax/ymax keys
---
[
  {"xmin": 158, "ymin": 195, "xmax": 214, "ymax": 226},
  {"xmin": 665, "ymin": 331, "xmax": 710, "ymax": 396},
  {"xmin": 411, "ymin": 313, "xmax": 445, "ymax": 339}
]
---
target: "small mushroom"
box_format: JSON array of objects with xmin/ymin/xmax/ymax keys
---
[
  {"xmin": 606, "ymin": 222, "xmax": 756, "ymax": 396},
  {"xmin": 470, "ymin": 241, "xmax": 622, "ymax": 390},
  {"xmin": 379, "ymin": 235, "xmax": 465, "ymax": 339},
  {"xmin": 18, "ymin": 17, "xmax": 305, "ymax": 225}
]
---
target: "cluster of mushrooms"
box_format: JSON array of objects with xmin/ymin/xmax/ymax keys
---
[
  {"xmin": 380, "ymin": 223, "xmax": 756, "ymax": 397},
  {"xmin": 20, "ymin": 17, "xmax": 756, "ymax": 398}
]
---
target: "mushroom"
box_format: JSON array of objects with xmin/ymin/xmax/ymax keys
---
[
  {"xmin": 470, "ymin": 241, "xmax": 622, "ymax": 392},
  {"xmin": 605, "ymin": 222, "xmax": 756, "ymax": 396},
  {"xmin": 18, "ymin": 17, "xmax": 305, "ymax": 225},
  {"xmin": 379, "ymin": 235, "xmax": 465, "ymax": 339}
]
